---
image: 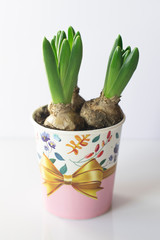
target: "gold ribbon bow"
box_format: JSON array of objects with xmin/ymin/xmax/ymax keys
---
[{"xmin": 40, "ymin": 154, "xmax": 116, "ymax": 199}]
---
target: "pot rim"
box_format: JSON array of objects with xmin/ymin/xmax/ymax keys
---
[{"xmin": 31, "ymin": 105, "xmax": 125, "ymax": 135}]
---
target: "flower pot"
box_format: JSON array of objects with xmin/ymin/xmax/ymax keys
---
[{"xmin": 32, "ymin": 106, "xmax": 125, "ymax": 219}]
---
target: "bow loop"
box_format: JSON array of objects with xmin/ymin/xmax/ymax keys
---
[{"xmin": 40, "ymin": 154, "xmax": 63, "ymax": 182}]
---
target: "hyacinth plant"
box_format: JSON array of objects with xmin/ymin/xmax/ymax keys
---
[
  {"xmin": 43, "ymin": 27, "xmax": 82, "ymax": 104},
  {"xmin": 42, "ymin": 27, "xmax": 85, "ymax": 130},
  {"xmin": 81, "ymin": 35, "xmax": 139, "ymax": 129},
  {"xmin": 35, "ymin": 28, "xmax": 139, "ymax": 131}
]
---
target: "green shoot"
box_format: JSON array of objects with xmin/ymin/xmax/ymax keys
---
[
  {"xmin": 43, "ymin": 27, "xmax": 82, "ymax": 104},
  {"xmin": 103, "ymin": 35, "xmax": 139, "ymax": 98},
  {"xmin": 106, "ymin": 48, "xmax": 139, "ymax": 98}
]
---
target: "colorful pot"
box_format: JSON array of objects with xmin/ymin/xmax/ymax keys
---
[{"xmin": 32, "ymin": 107, "xmax": 125, "ymax": 219}]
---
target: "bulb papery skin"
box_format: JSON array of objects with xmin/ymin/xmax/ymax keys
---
[
  {"xmin": 80, "ymin": 93, "xmax": 123, "ymax": 129},
  {"xmin": 71, "ymin": 87, "xmax": 85, "ymax": 113},
  {"xmin": 33, "ymin": 105, "xmax": 49, "ymax": 125},
  {"xmin": 44, "ymin": 102, "xmax": 85, "ymax": 131}
]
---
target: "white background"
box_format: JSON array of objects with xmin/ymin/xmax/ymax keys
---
[
  {"xmin": 0, "ymin": 2, "xmax": 160, "ymax": 239},
  {"xmin": 0, "ymin": 0, "xmax": 160, "ymax": 139}
]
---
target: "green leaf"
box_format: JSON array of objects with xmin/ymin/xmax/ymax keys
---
[
  {"xmin": 50, "ymin": 158, "xmax": 56, "ymax": 164},
  {"xmin": 59, "ymin": 39, "xmax": 71, "ymax": 86},
  {"xmin": 92, "ymin": 135, "xmax": 100, "ymax": 142},
  {"xmin": 104, "ymin": 35, "xmax": 123, "ymax": 91},
  {"xmin": 63, "ymin": 35, "xmax": 83, "ymax": 103},
  {"xmin": 43, "ymin": 37, "xmax": 65, "ymax": 103},
  {"xmin": 122, "ymin": 46, "xmax": 131, "ymax": 54},
  {"xmin": 57, "ymin": 31, "xmax": 66, "ymax": 60},
  {"xmin": 73, "ymin": 31, "xmax": 81, "ymax": 41},
  {"xmin": 68, "ymin": 26, "xmax": 75, "ymax": 49},
  {"xmin": 60, "ymin": 164, "xmax": 67, "ymax": 174},
  {"xmin": 100, "ymin": 159, "xmax": 106, "ymax": 166},
  {"xmin": 107, "ymin": 48, "xmax": 139, "ymax": 98},
  {"xmin": 122, "ymin": 49, "xmax": 131, "ymax": 63},
  {"xmin": 51, "ymin": 36, "xmax": 58, "ymax": 65},
  {"xmin": 103, "ymin": 46, "xmax": 123, "ymax": 97},
  {"xmin": 54, "ymin": 152, "xmax": 65, "ymax": 161},
  {"xmin": 55, "ymin": 31, "xmax": 61, "ymax": 50}
]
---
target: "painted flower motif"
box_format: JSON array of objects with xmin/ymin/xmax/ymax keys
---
[
  {"xmin": 116, "ymin": 132, "xmax": 119, "ymax": 139},
  {"xmin": 48, "ymin": 141, "xmax": 56, "ymax": 149},
  {"xmin": 41, "ymin": 132, "xmax": 50, "ymax": 142},
  {"xmin": 53, "ymin": 134, "xmax": 61, "ymax": 142},
  {"xmin": 44, "ymin": 146, "xmax": 49, "ymax": 151},
  {"xmin": 114, "ymin": 144, "xmax": 119, "ymax": 154},
  {"xmin": 109, "ymin": 155, "xmax": 113, "ymax": 161}
]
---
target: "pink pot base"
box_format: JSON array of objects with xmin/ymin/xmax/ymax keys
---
[{"xmin": 42, "ymin": 172, "xmax": 116, "ymax": 219}]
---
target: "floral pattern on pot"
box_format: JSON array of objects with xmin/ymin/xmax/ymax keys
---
[
  {"xmin": 40, "ymin": 132, "xmax": 56, "ymax": 154},
  {"xmin": 35, "ymin": 129, "xmax": 122, "ymax": 175},
  {"xmin": 66, "ymin": 134, "xmax": 90, "ymax": 155}
]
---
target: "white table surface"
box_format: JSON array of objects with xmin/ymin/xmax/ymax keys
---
[{"xmin": 0, "ymin": 138, "xmax": 160, "ymax": 240}]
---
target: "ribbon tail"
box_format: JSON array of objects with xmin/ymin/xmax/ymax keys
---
[
  {"xmin": 73, "ymin": 185, "xmax": 103, "ymax": 200},
  {"xmin": 43, "ymin": 182, "xmax": 62, "ymax": 196}
]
